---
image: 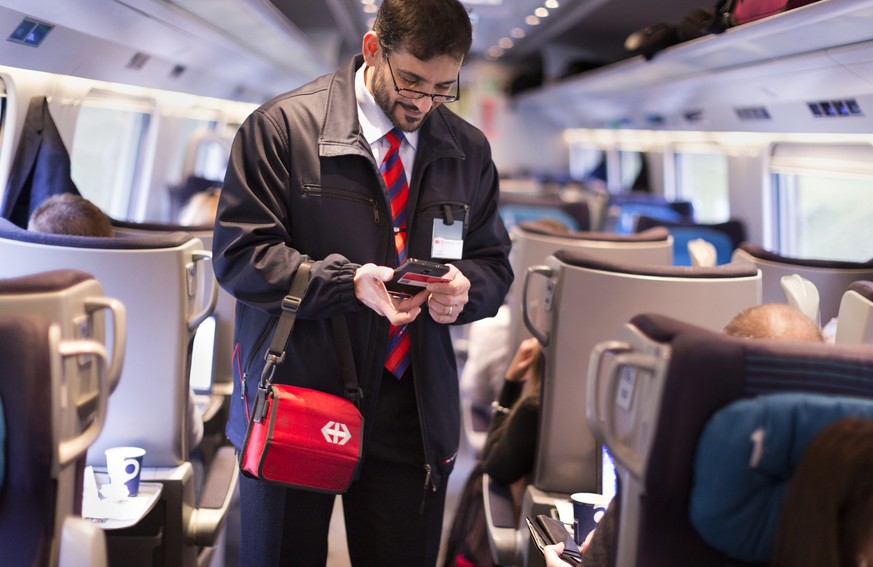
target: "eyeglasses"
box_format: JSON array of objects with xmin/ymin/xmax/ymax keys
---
[{"xmin": 383, "ymin": 53, "xmax": 460, "ymax": 104}]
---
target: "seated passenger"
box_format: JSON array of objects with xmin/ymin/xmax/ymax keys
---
[
  {"xmin": 543, "ymin": 303, "xmax": 824, "ymax": 567},
  {"xmin": 27, "ymin": 194, "xmax": 204, "ymax": 451},
  {"xmin": 444, "ymin": 337, "xmax": 543, "ymax": 567},
  {"xmin": 27, "ymin": 194, "xmax": 113, "ymax": 237},
  {"xmin": 178, "ymin": 188, "xmax": 220, "ymax": 226},
  {"xmin": 770, "ymin": 417, "xmax": 873, "ymax": 567},
  {"xmin": 459, "ymin": 304, "xmax": 511, "ymax": 416}
]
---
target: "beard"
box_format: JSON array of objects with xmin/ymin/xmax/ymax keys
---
[{"xmin": 373, "ymin": 66, "xmax": 434, "ymax": 133}]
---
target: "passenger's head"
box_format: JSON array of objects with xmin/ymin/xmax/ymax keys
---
[
  {"xmin": 363, "ymin": 0, "xmax": 470, "ymax": 132},
  {"xmin": 178, "ymin": 188, "xmax": 220, "ymax": 226},
  {"xmin": 770, "ymin": 417, "xmax": 873, "ymax": 567},
  {"xmin": 531, "ymin": 217, "xmax": 573, "ymax": 235},
  {"xmin": 723, "ymin": 303, "xmax": 823, "ymax": 343},
  {"xmin": 27, "ymin": 194, "xmax": 113, "ymax": 237}
]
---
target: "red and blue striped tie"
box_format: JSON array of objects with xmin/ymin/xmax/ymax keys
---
[{"xmin": 382, "ymin": 128, "xmax": 410, "ymax": 379}]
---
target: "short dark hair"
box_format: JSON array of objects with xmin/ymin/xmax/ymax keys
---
[
  {"xmin": 374, "ymin": 0, "xmax": 472, "ymax": 62},
  {"xmin": 28, "ymin": 193, "xmax": 113, "ymax": 237}
]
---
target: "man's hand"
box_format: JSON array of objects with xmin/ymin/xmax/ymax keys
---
[
  {"xmin": 354, "ymin": 263, "xmax": 428, "ymax": 325},
  {"xmin": 426, "ymin": 263, "xmax": 470, "ymax": 324}
]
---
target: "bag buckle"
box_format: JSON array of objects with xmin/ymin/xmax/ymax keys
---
[
  {"xmin": 281, "ymin": 295, "xmax": 301, "ymax": 313},
  {"xmin": 346, "ymin": 387, "xmax": 363, "ymax": 407},
  {"xmin": 253, "ymin": 384, "xmax": 270, "ymax": 423},
  {"xmin": 260, "ymin": 353, "xmax": 282, "ymax": 389}
]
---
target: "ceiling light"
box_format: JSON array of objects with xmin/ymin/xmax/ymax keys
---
[
  {"xmin": 363, "ymin": 4, "xmax": 378, "ymax": 13},
  {"xmin": 510, "ymin": 27, "xmax": 525, "ymax": 38},
  {"xmin": 535, "ymin": 7, "xmax": 549, "ymax": 17},
  {"xmin": 525, "ymin": 15, "xmax": 540, "ymax": 25},
  {"xmin": 498, "ymin": 37, "xmax": 513, "ymax": 49},
  {"xmin": 545, "ymin": 0, "xmax": 559, "ymax": 8},
  {"xmin": 486, "ymin": 46, "xmax": 505, "ymax": 59}
]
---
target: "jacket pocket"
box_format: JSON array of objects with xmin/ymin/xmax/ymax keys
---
[
  {"xmin": 415, "ymin": 200, "xmax": 470, "ymax": 235},
  {"xmin": 301, "ymin": 184, "xmax": 381, "ymax": 225}
]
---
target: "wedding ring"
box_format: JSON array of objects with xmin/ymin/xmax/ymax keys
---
[{"xmin": 448, "ymin": 305, "xmax": 454, "ymax": 316}]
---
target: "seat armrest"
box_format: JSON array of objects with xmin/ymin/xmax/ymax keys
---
[
  {"xmin": 186, "ymin": 445, "xmax": 238, "ymax": 547},
  {"xmin": 483, "ymin": 473, "xmax": 521, "ymax": 565}
]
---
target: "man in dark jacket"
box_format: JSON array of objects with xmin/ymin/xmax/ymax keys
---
[{"xmin": 212, "ymin": 0, "xmax": 513, "ymax": 565}]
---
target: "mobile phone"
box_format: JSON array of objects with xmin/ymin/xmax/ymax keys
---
[{"xmin": 385, "ymin": 258, "xmax": 450, "ymax": 296}]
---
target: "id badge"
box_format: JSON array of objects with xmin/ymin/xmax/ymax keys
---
[{"xmin": 431, "ymin": 218, "xmax": 463, "ymax": 259}]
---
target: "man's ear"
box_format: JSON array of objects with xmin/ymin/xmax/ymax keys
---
[{"xmin": 362, "ymin": 31, "xmax": 380, "ymax": 66}]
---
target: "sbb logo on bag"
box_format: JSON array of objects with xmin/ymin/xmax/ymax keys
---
[{"xmin": 322, "ymin": 421, "xmax": 352, "ymax": 445}]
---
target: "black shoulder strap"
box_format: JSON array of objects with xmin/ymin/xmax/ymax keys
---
[
  {"xmin": 264, "ymin": 262, "xmax": 311, "ymax": 364},
  {"xmin": 256, "ymin": 262, "xmax": 360, "ymax": 406}
]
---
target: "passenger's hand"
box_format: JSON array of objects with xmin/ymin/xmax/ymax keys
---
[
  {"xmin": 354, "ymin": 264, "xmax": 427, "ymax": 325},
  {"xmin": 505, "ymin": 337, "xmax": 541, "ymax": 382},
  {"xmin": 426, "ymin": 263, "xmax": 470, "ymax": 324},
  {"xmin": 543, "ymin": 542, "xmax": 571, "ymax": 566}
]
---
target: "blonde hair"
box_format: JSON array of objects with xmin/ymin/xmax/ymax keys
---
[
  {"xmin": 723, "ymin": 303, "xmax": 823, "ymax": 343},
  {"xmin": 178, "ymin": 188, "xmax": 220, "ymax": 226}
]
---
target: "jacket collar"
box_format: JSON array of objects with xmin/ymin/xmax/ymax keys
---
[{"xmin": 318, "ymin": 55, "xmax": 466, "ymax": 168}]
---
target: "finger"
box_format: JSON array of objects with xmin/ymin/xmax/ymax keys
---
[
  {"xmin": 396, "ymin": 288, "xmax": 429, "ymax": 311},
  {"xmin": 387, "ymin": 306, "xmax": 421, "ymax": 326}
]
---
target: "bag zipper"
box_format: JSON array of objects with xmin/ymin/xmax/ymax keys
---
[{"xmin": 302, "ymin": 184, "xmax": 381, "ymax": 224}]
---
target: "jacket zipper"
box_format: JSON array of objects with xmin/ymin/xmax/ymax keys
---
[
  {"xmin": 415, "ymin": 365, "xmax": 438, "ymax": 513},
  {"xmin": 302, "ymin": 184, "xmax": 381, "ymax": 224}
]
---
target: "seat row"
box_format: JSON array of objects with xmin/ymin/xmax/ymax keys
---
[
  {"xmin": 0, "ymin": 218, "xmax": 238, "ymax": 567},
  {"xmin": 471, "ymin": 220, "xmax": 873, "ymax": 566}
]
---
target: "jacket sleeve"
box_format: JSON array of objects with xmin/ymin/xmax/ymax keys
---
[
  {"xmin": 451, "ymin": 140, "xmax": 513, "ymax": 324},
  {"xmin": 212, "ymin": 108, "xmax": 362, "ymax": 318}
]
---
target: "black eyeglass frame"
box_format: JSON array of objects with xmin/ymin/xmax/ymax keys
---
[{"xmin": 382, "ymin": 51, "xmax": 460, "ymax": 104}]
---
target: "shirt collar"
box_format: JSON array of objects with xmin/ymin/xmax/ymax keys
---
[{"xmin": 355, "ymin": 61, "xmax": 418, "ymax": 152}]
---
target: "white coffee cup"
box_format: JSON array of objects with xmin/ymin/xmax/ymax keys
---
[
  {"xmin": 105, "ymin": 446, "xmax": 146, "ymax": 497},
  {"xmin": 571, "ymin": 492, "xmax": 611, "ymax": 544}
]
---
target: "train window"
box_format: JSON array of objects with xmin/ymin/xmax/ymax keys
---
[
  {"xmin": 569, "ymin": 144, "xmax": 606, "ymax": 186},
  {"xmin": 70, "ymin": 93, "xmax": 154, "ymax": 220},
  {"xmin": 674, "ymin": 146, "xmax": 729, "ymax": 223},
  {"xmin": 771, "ymin": 143, "xmax": 873, "ymax": 262},
  {"xmin": 614, "ymin": 149, "xmax": 644, "ymax": 193}
]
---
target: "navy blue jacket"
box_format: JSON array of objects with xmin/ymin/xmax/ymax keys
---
[
  {"xmin": 213, "ymin": 55, "xmax": 512, "ymax": 490},
  {"xmin": 0, "ymin": 97, "xmax": 80, "ymax": 227}
]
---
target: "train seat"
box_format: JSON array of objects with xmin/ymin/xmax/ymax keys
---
[
  {"xmin": 635, "ymin": 216, "xmax": 746, "ymax": 266},
  {"xmin": 507, "ymin": 221, "xmax": 674, "ymax": 351},
  {"xmin": 498, "ymin": 191, "xmax": 592, "ymax": 232},
  {"xmin": 111, "ymin": 218, "xmax": 234, "ymax": 426},
  {"xmin": 586, "ymin": 313, "xmax": 873, "ymax": 566},
  {"xmin": 601, "ymin": 194, "xmax": 694, "ymax": 234},
  {"xmin": 462, "ymin": 223, "xmax": 673, "ymax": 457},
  {"xmin": 835, "ymin": 280, "xmax": 873, "ymax": 345},
  {"xmin": 0, "ymin": 218, "xmax": 236, "ymax": 567},
  {"xmin": 0, "ymin": 272, "xmax": 117, "ymax": 566},
  {"xmin": 732, "ymin": 243, "xmax": 873, "ymax": 324},
  {"xmin": 687, "ymin": 238, "xmax": 717, "ymax": 267},
  {"xmin": 779, "ymin": 273, "xmax": 821, "ymax": 327},
  {"xmin": 484, "ymin": 250, "xmax": 760, "ymax": 566}
]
